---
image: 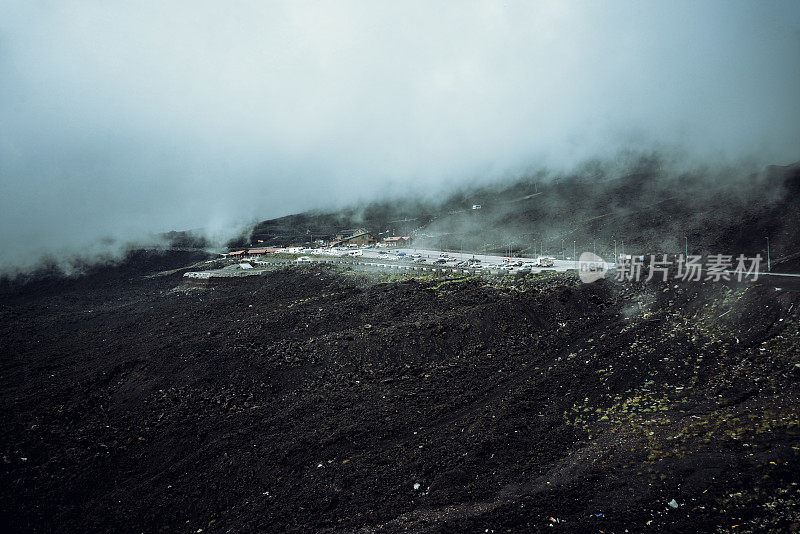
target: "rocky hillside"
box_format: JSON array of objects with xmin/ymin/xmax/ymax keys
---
[
  {"xmin": 1, "ymin": 255, "xmax": 798, "ymax": 532},
  {"xmin": 241, "ymin": 160, "xmax": 800, "ymax": 264}
]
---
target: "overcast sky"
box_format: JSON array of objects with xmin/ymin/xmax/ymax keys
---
[{"xmin": 1, "ymin": 1, "xmax": 799, "ymax": 270}]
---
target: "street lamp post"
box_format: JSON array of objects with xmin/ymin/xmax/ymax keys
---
[
  {"xmin": 573, "ymin": 241, "xmax": 576, "ymax": 269},
  {"xmin": 561, "ymin": 239, "xmax": 565, "ymax": 261}
]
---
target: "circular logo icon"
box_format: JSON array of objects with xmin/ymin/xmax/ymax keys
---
[{"xmin": 579, "ymin": 252, "xmax": 608, "ymax": 283}]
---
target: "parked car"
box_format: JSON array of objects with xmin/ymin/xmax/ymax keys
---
[
  {"xmin": 396, "ymin": 252, "xmax": 407, "ymax": 256},
  {"xmin": 296, "ymin": 256, "xmax": 312, "ymax": 263},
  {"xmin": 413, "ymin": 258, "xmax": 426, "ymax": 263},
  {"xmin": 435, "ymin": 258, "xmax": 448, "ymax": 264}
]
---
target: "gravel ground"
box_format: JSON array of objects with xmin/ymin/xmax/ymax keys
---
[{"xmin": 1, "ymin": 251, "xmax": 799, "ymax": 533}]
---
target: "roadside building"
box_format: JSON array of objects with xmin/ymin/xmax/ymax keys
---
[
  {"xmin": 243, "ymin": 248, "xmax": 280, "ymax": 259},
  {"xmin": 330, "ymin": 230, "xmax": 377, "ymax": 247},
  {"xmin": 341, "ymin": 231, "xmax": 377, "ymax": 246},
  {"xmin": 335, "ymin": 228, "xmax": 369, "ymax": 241},
  {"xmin": 383, "ymin": 236, "xmax": 412, "ymax": 247},
  {"xmin": 226, "ymin": 248, "xmax": 281, "ymax": 259}
]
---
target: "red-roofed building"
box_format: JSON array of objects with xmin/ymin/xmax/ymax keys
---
[
  {"xmin": 383, "ymin": 236, "xmax": 411, "ymax": 247},
  {"xmin": 225, "ymin": 248, "xmax": 280, "ymax": 259}
]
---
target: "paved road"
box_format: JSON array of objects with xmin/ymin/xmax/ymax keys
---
[{"xmin": 359, "ymin": 247, "xmax": 614, "ymax": 273}]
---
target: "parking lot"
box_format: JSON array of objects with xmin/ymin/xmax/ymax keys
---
[
  {"xmin": 356, "ymin": 246, "xmax": 612, "ymax": 274},
  {"xmin": 276, "ymin": 246, "xmax": 616, "ymax": 276},
  {"xmin": 201, "ymin": 245, "xmax": 617, "ymax": 279}
]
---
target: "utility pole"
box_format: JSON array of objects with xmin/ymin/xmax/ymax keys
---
[
  {"xmin": 561, "ymin": 239, "xmax": 565, "ymax": 261},
  {"xmin": 573, "ymin": 241, "xmax": 576, "ymax": 269},
  {"xmin": 766, "ymin": 237, "xmax": 771, "ymax": 271},
  {"xmin": 614, "ymin": 240, "xmax": 617, "ymax": 262},
  {"xmin": 684, "ymin": 236, "xmax": 688, "ymax": 258}
]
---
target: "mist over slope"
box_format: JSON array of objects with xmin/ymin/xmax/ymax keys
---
[
  {"xmin": 4, "ymin": 153, "xmax": 797, "ymax": 282},
  {"xmin": 2, "ymin": 1, "xmax": 799, "ymax": 274},
  {"xmin": 241, "ymin": 156, "xmax": 800, "ymax": 266}
]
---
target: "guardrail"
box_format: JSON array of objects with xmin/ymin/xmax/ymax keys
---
[
  {"xmin": 310, "ymin": 258, "xmax": 525, "ymax": 276},
  {"xmin": 189, "ymin": 257, "xmax": 569, "ymax": 279}
]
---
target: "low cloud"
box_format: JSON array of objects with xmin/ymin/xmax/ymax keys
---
[{"xmin": 1, "ymin": 1, "xmax": 798, "ymax": 273}]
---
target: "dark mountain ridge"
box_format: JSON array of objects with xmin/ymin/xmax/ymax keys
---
[{"xmin": 239, "ymin": 158, "xmax": 800, "ymax": 266}]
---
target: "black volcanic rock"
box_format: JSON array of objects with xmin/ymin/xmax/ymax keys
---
[{"xmin": 1, "ymin": 260, "xmax": 799, "ymax": 532}]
